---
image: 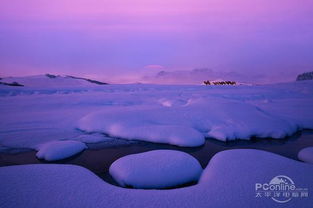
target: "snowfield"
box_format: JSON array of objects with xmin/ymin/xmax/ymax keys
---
[
  {"xmin": 0, "ymin": 78, "xmax": 313, "ymax": 150},
  {"xmin": 1, "ymin": 149, "xmax": 312, "ymax": 208},
  {"xmin": 109, "ymin": 150, "xmax": 202, "ymax": 189}
]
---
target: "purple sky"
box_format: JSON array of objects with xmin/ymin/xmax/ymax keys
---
[{"xmin": 1, "ymin": 0, "xmax": 313, "ymax": 83}]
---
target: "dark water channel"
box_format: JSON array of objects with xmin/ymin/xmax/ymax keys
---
[{"xmin": 0, "ymin": 131, "xmax": 313, "ymax": 187}]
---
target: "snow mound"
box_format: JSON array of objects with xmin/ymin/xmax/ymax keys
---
[
  {"xmin": 298, "ymin": 147, "xmax": 313, "ymax": 164},
  {"xmin": 109, "ymin": 150, "xmax": 202, "ymax": 189},
  {"xmin": 36, "ymin": 140, "xmax": 87, "ymax": 161},
  {"xmin": 1, "ymin": 149, "xmax": 313, "ymax": 207},
  {"xmin": 78, "ymin": 98, "xmax": 297, "ymax": 145},
  {"xmin": 78, "ymin": 109, "xmax": 205, "ymax": 147}
]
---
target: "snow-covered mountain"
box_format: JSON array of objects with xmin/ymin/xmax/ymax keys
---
[{"xmin": 0, "ymin": 74, "xmax": 108, "ymax": 87}]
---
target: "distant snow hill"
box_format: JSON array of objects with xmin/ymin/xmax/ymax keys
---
[{"xmin": 0, "ymin": 74, "xmax": 108, "ymax": 87}]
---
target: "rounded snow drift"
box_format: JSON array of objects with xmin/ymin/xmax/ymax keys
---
[
  {"xmin": 36, "ymin": 140, "xmax": 87, "ymax": 161},
  {"xmin": 109, "ymin": 150, "xmax": 202, "ymax": 189},
  {"xmin": 298, "ymin": 147, "xmax": 313, "ymax": 164}
]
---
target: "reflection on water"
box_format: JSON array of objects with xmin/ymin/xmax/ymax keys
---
[{"xmin": 0, "ymin": 130, "xmax": 313, "ymax": 187}]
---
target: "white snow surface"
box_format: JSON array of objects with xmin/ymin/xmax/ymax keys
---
[
  {"xmin": 36, "ymin": 140, "xmax": 87, "ymax": 161},
  {"xmin": 1, "ymin": 149, "xmax": 313, "ymax": 208},
  {"xmin": 298, "ymin": 147, "xmax": 313, "ymax": 164},
  {"xmin": 109, "ymin": 150, "xmax": 202, "ymax": 189},
  {"xmin": 1, "ymin": 80, "xmax": 313, "ymax": 150}
]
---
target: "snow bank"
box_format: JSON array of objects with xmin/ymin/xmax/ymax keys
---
[
  {"xmin": 79, "ymin": 109, "xmax": 204, "ymax": 147},
  {"xmin": 78, "ymin": 97, "xmax": 297, "ymax": 145},
  {"xmin": 1, "ymin": 149, "xmax": 313, "ymax": 208},
  {"xmin": 109, "ymin": 150, "xmax": 202, "ymax": 189},
  {"xmin": 36, "ymin": 141, "xmax": 87, "ymax": 161},
  {"xmin": 298, "ymin": 147, "xmax": 313, "ymax": 164}
]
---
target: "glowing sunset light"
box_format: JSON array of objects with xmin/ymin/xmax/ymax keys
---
[{"xmin": 0, "ymin": 0, "xmax": 312, "ymax": 83}]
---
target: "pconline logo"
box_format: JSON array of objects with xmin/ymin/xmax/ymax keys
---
[{"xmin": 255, "ymin": 175, "xmax": 309, "ymax": 203}]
